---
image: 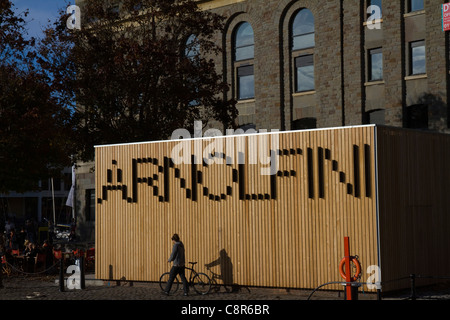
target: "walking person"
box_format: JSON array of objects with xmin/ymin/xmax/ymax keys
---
[{"xmin": 164, "ymin": 234, "xmax": 189, "ymax": 296}]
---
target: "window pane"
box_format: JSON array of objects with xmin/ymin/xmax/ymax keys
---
[
  {"xmin": 185, "ymin": 34, "xmax": 199, "ymax": 59},
  {"xmin": 411, "ymin": 45, "xmax": 425, "ymax": 75},
  {"xmin": 410, "ymin": 0, "xmax": 424, "ymax": 12},
  {"xmin": 293, "ymin": 33, "xmax": 315, "ymax": 51},
  {"xmin": 236, "ymin": 46, "xmax": 254, "ymax": 61},
  {"xmin": 235, "ymin": 22, "xmax": 254, "ymax": 61},
  {"xmin": 296, "ymin": 65, "xmax": 314, "ymax": 92},
  {"xmin": 292, "ymin": 9, "xmax": 315, "ymax": 50},
  {"xmin": 292, "ymin": 9, "xmax": 314, "ymax": 36},
  {"xmin": 370, "ymin": 51, "xmax": 383, "ymax": 81},
  {"xmin": 238, "ymin": 74, "xmax": 255, "ymax": 100},
  {"xmin": 86, "ymin": 189, "xmax": 96, "ymax": 222}
]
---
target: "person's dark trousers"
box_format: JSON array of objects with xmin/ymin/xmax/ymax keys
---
[{"xmin": 165, "ymin": 266, "xmax": 189, "ymax": 294}]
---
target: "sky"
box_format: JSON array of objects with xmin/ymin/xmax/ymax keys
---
[{"xmin": 12, "ymin": 0, "xmax": 76, "ymax": 40}]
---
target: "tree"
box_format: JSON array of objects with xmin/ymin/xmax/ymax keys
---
[
  {"xmin": 0, "ymin": 0, "xmax": 30, "ymax": 64},
  {"xmin": 0, "ymin": 0, "xmax": 74, "ymax": 193},
  {"xmin": 40, "ymin": 0, "xmax": 237, "ymax": 161}
]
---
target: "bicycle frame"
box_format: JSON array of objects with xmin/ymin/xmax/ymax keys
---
[
  {"xmin": 184, "ymin": 266, "xmax": 198, "ymax": 284},
  {"xmin": 159, "ymin": 261, "xmax": 211, "ymax": 295}
]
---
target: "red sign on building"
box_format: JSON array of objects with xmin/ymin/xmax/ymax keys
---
[{"xmin": 443, "ymin": 3, "xmax": 450, "ymax": 31}]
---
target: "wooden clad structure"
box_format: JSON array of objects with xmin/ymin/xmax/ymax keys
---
[
  {"xmin": 376, "ymin": 126, "xmax": 450, "ymax": 290},
  {"xmin": 95, "ymin": 125, "xmax": 450, "ymax": 291}
]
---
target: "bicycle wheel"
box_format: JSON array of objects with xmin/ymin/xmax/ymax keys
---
[
  {"xmin": 159, "ymin": 272, "xmax": 180, "ymax": 294},
  {"xmin": 192, "ymin": 272, "xmax": 211, "ymax": 295}
]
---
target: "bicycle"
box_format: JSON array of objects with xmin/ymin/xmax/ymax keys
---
[{"xmin": 159, "ymin": 262, "xmax": 211, "ymax": 295}]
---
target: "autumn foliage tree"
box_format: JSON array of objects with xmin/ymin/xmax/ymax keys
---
[
  {"xmin": 40, "ymin": 0, "xmax": 237, "ymax": 161},
  {"xmin": 0, "ymin": 0, "xmax": 74, "ymax": 193}
]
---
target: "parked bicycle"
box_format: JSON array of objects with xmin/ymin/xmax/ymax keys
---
[{"xmin": 159, "ymin": 261, "xmax": 211, "ymax": 295}]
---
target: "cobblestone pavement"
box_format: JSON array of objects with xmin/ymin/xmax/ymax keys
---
[
  {"xmin": 1, "ymin": 274, "xmax": 449, "ymax": 319},
  {"xmin": 0, "ymin": 274, "xmax": 348, "ymax": 301},
  {"xmin": 1, "ymin": 273, "xmax": 449, "ymax": 301}
]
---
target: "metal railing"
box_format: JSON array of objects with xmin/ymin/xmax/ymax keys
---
[
  {"xmin": 308, "ymin": 274, "xmax": 450, "ymax": 300},
  {"xmin": 1, "ymin": 255, "xmax": 90, "ymax": 291}
]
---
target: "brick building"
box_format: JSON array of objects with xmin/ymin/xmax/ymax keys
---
[{"xmin": 197, "ymin": 0, "xmax": 449, "ymax": 133}]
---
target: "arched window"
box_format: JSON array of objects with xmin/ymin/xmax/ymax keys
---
[
  {"xmin": 234, "ymin": 22, "xmax": 254, "ymax": 61},
  {"xmin": 291, "ymin": 9, "xmax": 315, "ymax": 93},
  {"xmin": 185, "ymin": 34, "xmax": 200, "ymax": 60},
  {"xmin": 233, "ymin": 22, "xmax": 255, "ymax": 100},
  {"xmin": 292, "ymin": 9, "xmax": 315, "ymax": 50},
  {"xmin": 184, "ymin": 34, "xmax": 200, "ymax": 105}
]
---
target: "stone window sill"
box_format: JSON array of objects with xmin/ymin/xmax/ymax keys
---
[
  {"xmin": 292, "ymin": 90, "xmax": 316, "ymax": 97},
  {"xmin": 237, "ymin": 98, "xmax": 256, "ymax": 104},
  {"xmin": 404, "ymin": 10, "xmax": 426, "ymax": 18},
  {"xmin": 363, "ymin": 19, "xmax": 383, "ymax": 27},
  {"xmin": 365, "ymin": 80, "xmax": 385, "ymax": 86},
  {"xmin": 404, "ymin": 74, "xmax": 427, "ymax": 81}
]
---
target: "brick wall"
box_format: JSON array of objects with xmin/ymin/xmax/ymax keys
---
[{"xmin": 206, "ymin": 0, "xmax": 449, "ymax": 133}]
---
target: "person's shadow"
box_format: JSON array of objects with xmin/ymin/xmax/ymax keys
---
[{"xmin": 205, "ymin": 249, "xmax": 242, "ymax": 293}]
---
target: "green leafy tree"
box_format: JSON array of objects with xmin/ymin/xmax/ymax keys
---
[{"xmin": 40, "ymin": 0, "xmax": 237, "ymax": 161}]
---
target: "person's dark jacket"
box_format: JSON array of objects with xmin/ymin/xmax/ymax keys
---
[{"xmin": 168, "ymin": 241, "xmax": 185, "ymax": 267}]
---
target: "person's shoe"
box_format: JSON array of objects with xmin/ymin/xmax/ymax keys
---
[
  {"xmin": 163, "ymin": 291, "xmax": 169, "ymax": 296},
  {"xmin": 183, "ymin": 293, "xmax": 188, "ymax": 296}
]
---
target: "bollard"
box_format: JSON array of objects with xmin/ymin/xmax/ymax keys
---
[
  {"xmin": 108, "ymin": 264, "xmax": 113, "ymax": 286},
  {"xmin": 80, "ymin": 256, "xmax": 85, "ymax": 290},
  {"xmin": 341, "ymin": 237, "xmax": 362, "ymax": 300},
  {"xmin": 351, "ymin": 283, "xmax": 359, "ymax": 300},
  {"xmin": 410, "ymin": 274, "xmax": 416, "ymax": 300},
  {"xmin": 59, "ymin": 258, "xmax": 64, "ymax": 292},
  {"xmin": 343, "ymin": 237, "xmax": 353, "ymax": 300}
]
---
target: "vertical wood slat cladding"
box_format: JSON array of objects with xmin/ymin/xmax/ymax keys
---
[
  {"xmin": 95, "ymin": 125, "xmax": 379, "ymax": 290},
  {"xmin": 376, "ymin": 126, "xmax": 450, "ymax": 291}
]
